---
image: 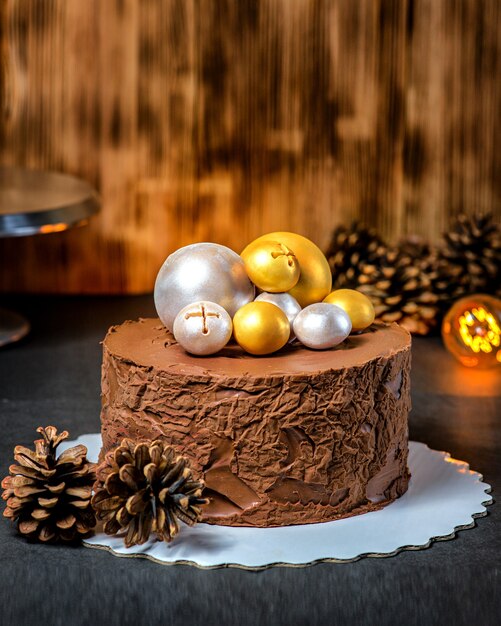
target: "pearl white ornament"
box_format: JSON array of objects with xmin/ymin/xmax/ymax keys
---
[
  {"xmin": 154, "ymin": 243, "xmax": 254, "ymax": 331},
  {"xmin": 255, "ymin": 292, "xmax": 301, "ymax": 340},
  {"xmin": 173, "ymin": 301, "xmax": 233, "ymax": 355},
  {"xmin": 293, "ymin": 303, "xmax": 352, "ymax": 350}
]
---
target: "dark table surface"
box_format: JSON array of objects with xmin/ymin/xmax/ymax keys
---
[{"xmin": 0, "ymin": 295, "xmax": 499, "ymax": 626}]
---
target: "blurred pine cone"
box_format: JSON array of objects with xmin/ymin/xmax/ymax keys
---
[
  {"xmin": 325, "ymin": 222, "xmax": 387, "ymax": 288},
  {"xmin": 1, "ymin": 426, "xmax": 96, "ymax": 542},
  {"xmin": 325, "ymin": 214, "xmax": 501, "ymax": 336},
  {"xmin": 357, "ymin": 248, "xmax": 440, "ymax": 336},
  {"xmin": 397, "ymin": 236, "xmax": 465, "ymax": 314},
  {"xmin": 92, "ymin": 439, "xmax": 209, "ymax": 547},
  {"xmin": 440, "ymin": 213, "xmax": 501, "ymax": 298}
]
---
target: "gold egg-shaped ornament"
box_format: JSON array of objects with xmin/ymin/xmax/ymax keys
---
[
  {"xmin": 242, "ymin": 232, "xmax": 331, "ymax": 308},
  {"xmin": 441, "ymin": 294, "xmax": 501, "ymax": 368},
  {"xmin": 241, "ymin": 240, "xmax": 300, "ymax": 293},
  {"xmin": 323, "ymin": 289, "xmax": 375, "ymax": 332},
  {"xmin": 233, "ymin": 301, "xmax": 290, "ymax": 355}
]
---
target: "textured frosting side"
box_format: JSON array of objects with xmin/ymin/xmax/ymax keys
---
[{"xmin": 100, "ymin": 319, "xmax": 411, "ymax": 527}]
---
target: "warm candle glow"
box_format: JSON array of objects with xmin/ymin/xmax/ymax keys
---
[
  {"xmin": 457, "ymin": 306, "xmax": 501, "ymax": 354},
  {"xmin": 442, "ymin": 295, "xmax": 501, "ymax": 369},
  {"xmin": 39, "ymin": 223, "xmax": 69, "ymax": 234}
]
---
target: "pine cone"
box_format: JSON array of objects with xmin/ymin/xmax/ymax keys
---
[
  {"xmin": 1, "ymin": 426, "xmax": 96, "ymax": 542},
  {"xmin": 441, "ymin": 213, "xmax": 501, "ymax": 298},
  {"xmin": 422, "ymin": 251, "xmax": 466, "ymax": 313},
  {"xmin": 92, "ymin": 439, "xmax": 209, "ymax": 547},
  {"xmin": 325, "ymin": 222, "xmax": 388, "ymax": 288},
  {"xmin": 357, "ymin": 248, "xmax": 440, "ymax": 335},
  {"xmin": 398, "ymin": 236, "xmax": 465, "ymax": 314},
  {"xmin": 396, "ymin": 235, "xmax": 432, "ymax": 260}
]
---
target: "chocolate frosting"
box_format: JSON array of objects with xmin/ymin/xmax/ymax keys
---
[{"xmin": 100, "ymin": 318, "xmax": 411, "ymax": 527}]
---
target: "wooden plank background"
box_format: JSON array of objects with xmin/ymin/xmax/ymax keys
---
[{"xmin": 0, "ymin": 0, "xmax": 499, "ymax": 294}]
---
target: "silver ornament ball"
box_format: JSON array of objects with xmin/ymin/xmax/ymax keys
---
[
  {"xmin": 154, "ymin": 243, "xmax": 255, "ymax": 331},
  {"xmin": 173, "ymin": 301, "xmax": 233, "ymax": 356},
  {"xmin": 255, "ymin": 292, "xmax": 301, "ymax": 340},
  {"xmin": 293, "ymin": 303, "xmax": 352, "ymax": 350}
]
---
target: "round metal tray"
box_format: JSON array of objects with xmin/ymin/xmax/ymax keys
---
[
  {"xmin": 0, "ymin": 167, "xmax": 100, "ymax": 237},
  {"xmin": 0, "ymin": 167, "xmax": 100, "ymax": 346}
]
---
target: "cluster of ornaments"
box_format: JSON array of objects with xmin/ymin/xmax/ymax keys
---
[{"xmin": 154, "ymin": 232, "xmax": 375, "ymax": 356}]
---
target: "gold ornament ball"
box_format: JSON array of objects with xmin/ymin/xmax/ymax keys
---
[
  {"xmin": 241, "ymin": 240, "xmax": 300, "ymax": 293},
  {"xmin": 242, "ymin": 232, "xmax": 331, "ymax": 308},
  {"xmin": 441, "ymin": 294, "xmax": 501, "ymax": 368},
  {"xmin": 323, "ymin": 289, "xmax": 375, "ymax": 332},
  {"xmin": 233, "ymin": 301, "xmax": 290, "ymax": 355}
]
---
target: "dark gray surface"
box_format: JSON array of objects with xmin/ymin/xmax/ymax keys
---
[{"xmin": 0, "ymin": 295, "xmax": 499, "ymax": 626}]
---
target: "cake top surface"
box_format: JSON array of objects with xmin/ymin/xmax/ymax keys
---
[{"xmin": 104, "ymin": 318, "xmax": 411, "ymax": 377}]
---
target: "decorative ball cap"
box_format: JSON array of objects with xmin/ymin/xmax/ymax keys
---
[
  {"xmin": 242, "ymin": 232, "xmax": 331, "ymax": 307},
  {"xmin": 173, "ymin": 300, "xmax": 233, "ymax": 355},
  {"xmin": 241, "ymin": 239, "xmax": 300, "ymax": 293},
  {"xmin": 154, "ymin": 243, "xmax": 254, "ymax": 331}
]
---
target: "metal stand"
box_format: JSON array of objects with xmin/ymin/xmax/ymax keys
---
[
  {"xmin": 0, "ymin": 307, "xmax": 30, "ymax": 347},
  {"xmin": 0, "ymin": 167, "xmax": 100, "ymax": 346}
]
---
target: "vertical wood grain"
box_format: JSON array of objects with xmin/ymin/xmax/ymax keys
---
[
  {"xmin": 0, "ymin": 0, "xmax": 499, "ymax": 294},
  {"xmin": 405, "ymin": 0, "xmax": 501, "ymax": 241}
]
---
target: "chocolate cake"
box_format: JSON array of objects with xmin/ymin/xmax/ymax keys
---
[{"xmin": 99, "ymin": 318, "xmax": 411, "ymax": 527}]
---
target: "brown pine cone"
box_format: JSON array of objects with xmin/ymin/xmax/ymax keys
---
[
  {"xmin": 92, "ymin": 439, "xmax": 209, "ymax": 547},
  {"xmin": 397, "ymin": 236, "xmax": 465, "ymax": 314},
  {"xmin": 1, "ymin": 426, "xmax": 96, "ymax": 542},
  {"xmin": 396, "ymin": 235, "xmax": 432, "ymax": 260},
  {"xmin": 441, "ymin": 212, "xmax": 501, "ymax": 297},
  {"xmin": 422, "ymin": 251, "xmax": 466, "ymax": 313},
  {"xmin": 325, "ymin": 222, "xmax": 388, "ymax": 289},
  {"xmin": 357, "ymin": 248, "xmax": 440, "ymax": 336}
]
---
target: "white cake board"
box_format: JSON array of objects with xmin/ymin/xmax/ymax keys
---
[{"xmin": 61, "ymin": 434, "xmax": 492, "ymax": 569}]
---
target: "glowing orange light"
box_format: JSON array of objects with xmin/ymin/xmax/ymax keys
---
[
  {"xmin": 457, "ymin": 306, "xmax": 501, "ymax": 354},
  {"xmin": 39, "ymin": 223, "xmax": 69, "ymax": 234},
  {"xmin": 442, "ymin": 294, "xmax": 501, "ymax": 369}
]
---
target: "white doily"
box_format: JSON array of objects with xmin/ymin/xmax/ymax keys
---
[{"xmin": 61, "ymin": 434, "xmax": 492, "ymax": 569}]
